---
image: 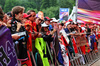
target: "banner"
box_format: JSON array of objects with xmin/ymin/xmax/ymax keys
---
[
  {"xmin": 78, "ymin": 0, "xmax": 100, "ymax": 24},
  {"xmin": 78, "ymin": 0, "xmax": 100, "ymax": 10},
  {"xmin": 59, "ymin": 8, "xmax": 69, "ymax": 21},
  {"xmin": 0, "ymin": 26, "xmax": 18, "ymax": 66},
  {"xmin": 75, "ymin": 35, "xmax": 87, "ymax": 47},
  {"xmin": 77, "ymin": 8, "xmax": 100, "ymax": 24}
]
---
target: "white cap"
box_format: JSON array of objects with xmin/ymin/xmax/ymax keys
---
[
  {"xmin": 81, "ymin": 27, "xmax": 85, "ymax": 30},
  {"xmin": 78, "ymin": 25, "xmax": 81, "ymax": 27},
  {"xmin": 66, "ymin": 22, "xmax": 70, "ymax": 27},
  {"xmin": 50, "ymin": 18, "xmax": 59, "ymax": 23},
  {"xmin": 41, "ymin": 23, "xmax": 48, "ymax": 27}
]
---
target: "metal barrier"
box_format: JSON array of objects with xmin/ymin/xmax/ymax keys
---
[
  {"xmin": 68, "ymin": 36, "xmax": 100, "ymax": 66},
  {"xmin": 17, "ymin": 35, "xmax": 100, "ymax": 66}
]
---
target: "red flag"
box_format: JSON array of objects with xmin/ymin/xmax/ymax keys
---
[
  {"xmin": 72, "ymin": 37, "xmax": 78, "ymax": 53},
  {"xmin": 85, "ymin": 38, "xmax": 90, "ymax": 53},
  {"xmin": 80, "ymin": 46, "xmax": 86, "ymax": 54},
  {"xmin": 61, "ymin": 36, "xmax": 70, "ymax": 66},
  {"xmin": 94, "ymin": 42, "xmax": 98, "ymax": 52},
  {"xmin": 27, "ymin": 33, "xmax": 32, "ymax": 51}
]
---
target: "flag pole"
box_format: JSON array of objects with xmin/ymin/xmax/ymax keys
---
[{"xmin": 75, "ymin": 0, "xmax": 78, "ymax": 22}]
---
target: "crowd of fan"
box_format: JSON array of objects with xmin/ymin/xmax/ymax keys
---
[{"xmin": 0, "ymin": 6, "xmax": 100, "ymax": 66}]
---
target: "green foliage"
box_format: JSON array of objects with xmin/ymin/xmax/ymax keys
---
[
  {"xmin": 4, "ymin": 0, "xmax": 19, "ymax": 12},
  {"xmin": 25, "ymin": 7, "xmax": 34, "ymax": 13},
  {"xmin": 0, "ymin": 0, "xmax": 6, "ymax": 10},
  {"xmin": 1, "ymin": 0, "xmax": 75, "ymax": 18},
  {"xmin": 42, "ymin": 6, "xmax": 59, "ymax": 19},
  {"xmin": 40, "ymin": 0, "xmax": 50, "ymax": 9}
]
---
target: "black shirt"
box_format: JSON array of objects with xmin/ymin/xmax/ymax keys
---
[
  {"xmin": 86, "ymin": 27, "xmax": 91, "ymax": 36},
  {"xmin": 9, "ymin": 18, "xmax": 28, "ymax": 59}
]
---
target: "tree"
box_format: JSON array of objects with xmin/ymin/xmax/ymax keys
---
[
  {"xmin": 4, "ymin": 0, "xmax": 20, "ymax": 12},
  {"xmin": 0, "ymin": 0, "xmax": 6, "ymax": 10},
  {"xmin": 40, "ymin": 0, "xmax": 50, "ymax": 10},
  {"xmin": 59, "ymin": 0, "xmax": 75, "ymax": 14},
  {"xmin": 42, "ymin": 6, "xmax": 59, "ymax": 19},
  {"xmin": 1, "ymin": 0, "xmax": 75, "ymax": 18},
  {"xmin": 33, "ymin": 0, "xmax": 42, "ymax": 10},
  {"xmin": 49, "ymin": 0, "xmax": 57, "ymax": 6}
]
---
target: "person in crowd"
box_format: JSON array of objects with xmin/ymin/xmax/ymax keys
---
[
  {"xmin": 27, "ymin": 10, "xmax": 37, "ymax": 31},
  {"xmin": 9, "ymin": 6, "xmax": 30, "ymax": 64},
  {"xmin": 44, "ymin": 17, "xmax": 53, "ymax": 31},
  {"xmin": 27, "ymin": 10, "xmax": 40, "ymax": 40},
  {"xmin": 85, "ymin": 24, "xmax": 91, "ymax": 40},
  {"xmin": 49, "ymin": 18, "xmax": 56, "ymax": 31},
  {"xmin": 0, "ymin": 7, "xmax": 7, "ymax": 26},
  {"xmin": 7, "ymin": 12, "xmax": 13, "ymax": 21},
  {"xmin": 3, "ymin": 14, "xmax": 9, "ymax": 24},
  {"xmin": 41, "ymin": 22, "xmax": 56, "ymax": 64},
  {"xmin": 35, "ymin": 14, "xmax": 43, "ymax": 32}
]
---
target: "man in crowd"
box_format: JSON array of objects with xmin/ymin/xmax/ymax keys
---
[{"xmin": 9, "ymin": 6, "xmax": 29, "ymax": 63}]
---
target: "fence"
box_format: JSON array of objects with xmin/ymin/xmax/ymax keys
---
[{"xmin": 17, "ymin": 33, "xmax": 100, "ymax": 66}]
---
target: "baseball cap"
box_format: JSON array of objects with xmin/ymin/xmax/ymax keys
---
[
  {"xmin": 7, "ymin": 12, "xmax": 12, "ymax": 17},
  {"xmin": 68, "ymin": 19, "xmax": 73, "ymax": 22},
  {"xmin": 44, "ymin": 17, "xmax": 53, "ymax": 21},
  {"xmin": 50, "ymin": 18, "xmax": 59, "ymax": 23},
  {"xmin": 23, "ymin": 13, "xmax": 31, "ymax": 18},
  {"xmin": 41, "ymin": 22, "xmax": 49, "ymax": 27},
  {"xmin": 66, "ymin": 22, "xmax": 70, "ymax": 27}
]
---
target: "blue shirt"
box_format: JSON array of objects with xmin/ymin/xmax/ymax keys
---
[{"xmin": 49, "ymin": 24, "xmax": 53, "ymax": 31}]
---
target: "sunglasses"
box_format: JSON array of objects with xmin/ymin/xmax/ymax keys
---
[{"xmin": 29, "ymin": 15, "xmax": 36, "ymax": 17}]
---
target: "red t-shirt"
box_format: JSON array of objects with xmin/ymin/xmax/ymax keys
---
[
  {"xmin": 98, "ymin": 31, "xmax": 100, "ymax": 39},
  {"xmin": 32, "ymin": 22, "xmax": 38, "ymax": 40},
  {"xmin": 25, "ymin": 20, "xmax": 32, "ymax": 51},
  {"xmin": 32, "ymin": 22, "xmax": 37, "ymax": 32}
]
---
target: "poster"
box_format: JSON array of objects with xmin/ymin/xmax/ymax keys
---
[{"xmin": 59, "ymin": 8, "xmax": 69, "ymax": 21}]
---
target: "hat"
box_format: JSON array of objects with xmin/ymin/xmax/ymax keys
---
[
  {"xmin": 81, "ymin": 27, "xmax": 85, "ymax": 30},
  {"xmin": 7, "ymin": 12, "xmax": 12, "ymax": 17},
  {"xmin": 36, "ymin": 14, "xmax": 39, "ymax": 18},
  {"xmin": 36, "ymin": 14, "xmax": 43, "ymax": 21},
  {"xmin": 68, "ymin": 19, "xmax": 73, "ymax": 22},
  {"xmin": 41, "ymin": 23, "xmax": 49, "ymax": 27},
  {"xmin": 50, "ymin": 18, "xmax": 59, "ymax": 23},
  {"xmin": 44, "ymin": 17, "xmax": 52, "ymax": 21},
  {"xmin": 66, "ymin": 22, "xmax": 70, "ymax": 27},
  {"xmin": 38, "ymin": 11, "xmax": 44, "ymax": 20},
  {"xmin": 25, "ymin": 20, "xmax": 32, "ymax": 27},
  {"xmin": 23, "ymin": 13, "xmax": 31, "ymax": 18}
]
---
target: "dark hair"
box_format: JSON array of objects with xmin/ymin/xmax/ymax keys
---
[
  {"xmin": 41, "ymin": 27, "xmax": 48, "ymax": 33},
  {"xmin": 0, "ymin": 6, "xmax": 4, "ymax": 21},
  {"xmin": 79, "ymin": 27, "xmax": 82, "ymax": 32},
  {"xmin": 27, "ymin": 10, "xmax": 35, "ymax": 15},
  {"xmin": 12, "ymin": 6, "xmax": 25, "ymax": 17},
  {"xmin": 7, "ymin": 12, "xmax": 12, "ymax": 17},
  {"xmin": 61, "ymin": 23, "xmax": 64, "ymax": 26}
]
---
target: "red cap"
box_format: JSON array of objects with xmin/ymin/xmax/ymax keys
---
[
  {"xmin": 44, "ymin": 16, "xmax": 53, "ymax": 21},
  {"xmin": 68, "ymin": 19, "xmax": 73, "ymax": 22},
  {"xmin": 45, "ymin": 16, "xmax": 50, "ymax": 20},
  {"xmin": 23, "ymin": 13, "xmax": 31, "ymax": 18}
]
